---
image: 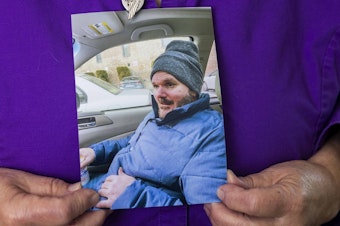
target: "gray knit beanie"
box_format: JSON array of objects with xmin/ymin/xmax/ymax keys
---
[{"xmin": 150, "ymin": 40, "xmax": 204, "ymax": 95}]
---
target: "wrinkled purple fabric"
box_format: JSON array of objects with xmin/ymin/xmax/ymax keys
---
[{"xmin": 0, "ymin": 0, "xmax": 339, "ymax": 225}]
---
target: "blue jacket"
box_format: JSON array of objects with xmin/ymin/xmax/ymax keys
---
[{"xmin": 88, "ymin": 93, "xmax": 227, "ymax": 209}]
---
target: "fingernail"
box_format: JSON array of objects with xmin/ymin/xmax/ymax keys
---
[
  {"xmin": 227, "ymin": 169, "xmax": 249, "ymax": 188},
  {"xmin": 68, "ymin": 182, "xmax": 81, "ymax": 192},
  {"xmin": 118, "ymin": 167, "xmax": 123, "ymax": 174},
  {"xmin": 217, "ymin": 187, "xmax": 225, "ymax": 200},
  {"xmin": 91, "ymin": 192, "xmax": 100, "ymax": 203},
  {"xmin": 227, "ymin": 169, "xmax": 236, "ymax": 178},
  {"xmin": 227, "ymin": 169, "xmax": 239, "ymax": 183},
  {"xmin": 204, "ymin": 203, "xmax": 211, "ymax": 215}
]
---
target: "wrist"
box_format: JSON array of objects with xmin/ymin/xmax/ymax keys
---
[{"xmin": 308, "ymin": 131, "xmax": 340, "ymax": 216}]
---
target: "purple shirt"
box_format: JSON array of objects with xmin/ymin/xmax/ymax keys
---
[{"xmin": 0, "ymin": 0, "xmax": 339, "ymax": 225}]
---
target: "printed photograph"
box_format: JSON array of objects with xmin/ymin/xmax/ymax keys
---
[{"xmin": 71, "ymin": 7, "xmax": 227, "ymax": 210}]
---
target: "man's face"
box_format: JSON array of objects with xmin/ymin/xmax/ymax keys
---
[{"xmin": 152, "ymin": 71, "xmax": 196, "ymax": 119}]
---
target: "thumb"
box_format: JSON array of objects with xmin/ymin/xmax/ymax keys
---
[
  {"xmin": 68, "ymin": 182, "xmax": 82, "ymax": 192},
  {"xmin": 227, "ymin": 170, "xmax": 250, "ymax": 189},
  {"xmin": 26, "ymin": 189, "xmax": 100, "ymax": 226},
  {"xmin": 118, "ymin": 167, "xmax": 124, "ymax": 175},
  {"xmin": 234, "ymin": 170, "xmax": 277, "ymax": 189}
]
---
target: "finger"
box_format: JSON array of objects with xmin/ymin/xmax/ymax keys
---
[
  {"xmin": 80, "ymin": 158, "xmax": 92, "ymax": 169},
  {"xmin": 218, "ymin": 184, "xmax": 288, "ymax": 218},
  {"xmin": 204, "ymin": 203, "xmax": 275, "ymax": 226},
  {"xmin": 227, "ymin": 169, "xmax": 249, "ymax": 188},
  {"xmin": 96, "ymin": 199, "xmax": 112, "ymax": 209},
  {"xmin": 69, "ymin": 210, "xmax": 112, "ymax": 226},
  {"xmin": 2, "ymin": 168, "xmax": 72, "ymax": 197},
  {"xmin": 6, "ymin": 188, "xmax": 99, "ymax": 226},
  {"xmin": 80, "ymin": 161, "xmax": 87, "ymax": 169},
  {"xmin": 68, "ymin": 182, "xmax": 82, "ymax": 192},
  {"xmin": 45, "ymin": 189, "xmax": 100, "ymax": 225},
  {"xmin": 98, "ymin": 188, "xmax": 109, "ymax": 197},
  {"xmin": 104, "ymin": 175, "xmax": 115, "ymax": 182},
  {"xmin": 237, "ymin": 167, "xmax": 289, "ymax": 189},
  {"xmin": 118, "ymin": 167, "xmax": 124, "ymax": 175},
  {"xmin": 80, "ymin": 148, "xmax": 95, "ymax": 167},
  {"xmin": 204, "ymin": 202, "xmax": 252, "ymax": 226},
  {"xmin": 62, "ymin": 188, "xmax": 100, "ymax": 213}
]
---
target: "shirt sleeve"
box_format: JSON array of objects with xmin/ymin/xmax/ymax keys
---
[
  {"xmin": 90, "ymin": 133, "xmax": 134, "ymax": 165},
  {"xmin": 179, "ymin": 123, "xmax": 227, "ymax": 204},
  {"xmin": 315, "ymin": 28, "xmax": 340, "ymax": 150}
]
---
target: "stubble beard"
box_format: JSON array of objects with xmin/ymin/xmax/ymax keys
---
[{"xmin": 158, "ymin": 93, "xmax": 197, "ymax": 119}]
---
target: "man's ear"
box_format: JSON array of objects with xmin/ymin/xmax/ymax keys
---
[{"xmin": 189, "ymin": 90, "xmax": 198, "ymax": 99}]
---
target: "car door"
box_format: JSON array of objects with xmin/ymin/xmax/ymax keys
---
[
  {"xmin": 78, "ymin": 106, "xmax": 151, "ymax": 148},
  {"xmin": 75, "ymin": 38, "xmax": 180, "ymax": 149}
]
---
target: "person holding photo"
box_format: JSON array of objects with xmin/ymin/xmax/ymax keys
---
[
  {"xmin": 0, "ymin": 168, "xmax": 110, "ymax": 226},
  {"xmin": 80, "ymin": 40, "xmax": 227, "ymax": 210},
  {"xmin": 1, "ymin": 1, "xmax": 339, "ymax": 225}
]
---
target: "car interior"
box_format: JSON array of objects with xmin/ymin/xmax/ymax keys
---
[{"xmin": 72, "ymin": 7, "xmax": 222, "ymax": 172}]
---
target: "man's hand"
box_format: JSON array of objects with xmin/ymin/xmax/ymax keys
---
[
  {"xmin": 80, "ymin": 148, "xmax": 96, "ymax": 169},
  {"xmin": 205, "ymin": 132, "xmax": 340, "ymax": 226},
  {"xmin": 0, "ymin": 168, "xmax": 110, "ymax": 226},
  {"xmin": 96, "ymin": 167, "xmax": 136, "ymax": 209}
]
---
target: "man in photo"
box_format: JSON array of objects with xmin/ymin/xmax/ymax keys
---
[{"xmin": 80, "ymin": 40, "xmax": 227, "ymax": 210}]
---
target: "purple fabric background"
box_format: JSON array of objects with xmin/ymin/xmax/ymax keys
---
[{"xmin": 1, "ymin": 0, "xmax": 339, "ymax": 225}]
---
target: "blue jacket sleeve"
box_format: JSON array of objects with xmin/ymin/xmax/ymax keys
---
[
  {"xmin": 111, "ymin": 180, "xmax": 183, "ymax": 209},
  {"xmin": 180, "ymin": 124, "xmax": 227, "ymax": 204},
  {"xmin": 89, "ymin": 133, "xmax": 134, "ymax": 165}
]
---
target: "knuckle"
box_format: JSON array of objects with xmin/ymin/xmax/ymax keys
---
[
  {"xmin": 49, "ymin": 178, "xmax": 67, "ymax": 194},
  {"xmin": 246, "ymin": 197, "xmax": 259, "ymax": 215}
]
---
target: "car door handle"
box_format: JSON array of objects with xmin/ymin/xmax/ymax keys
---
[{"xmin": 78, "ymin": 112, "xmax": 113, "ymax": 130}]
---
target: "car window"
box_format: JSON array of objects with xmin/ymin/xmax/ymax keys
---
[
  {"xmin": 74, "ymin": 37, "xmax": 190, "ymax": 113},
  {"xmin": 78, "ymin": 74, "xmax": 120, "ymax": 95},
  {"xmin": 202, "ymin": 41, "xmax": 220, "ymax": 106}
]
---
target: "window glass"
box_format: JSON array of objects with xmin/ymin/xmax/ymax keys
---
[
  {"xmin": 78, "ymin": 74, "xmax": 120, "ymax": 95},
  {"xmin": 122, "ymin": 45, "xmax": 131, "ymax": 57},
  {"xmin": 203, "ymin": 41, "xmax": 220, "ymax": 105},
  {"xmin": 75, "ymin": 37, "xmax": 190, "ymax": 113}
]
